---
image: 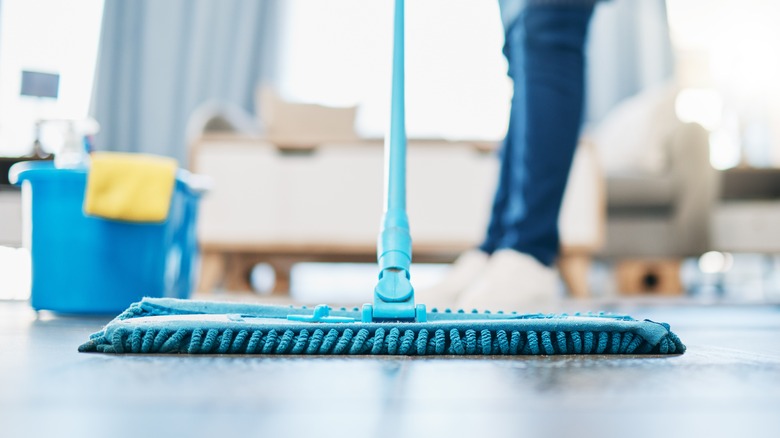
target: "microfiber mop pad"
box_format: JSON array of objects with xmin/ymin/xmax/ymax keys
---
[{"xmin": 79, "ymin": 298, "xmax": 685, "ymax": 355}]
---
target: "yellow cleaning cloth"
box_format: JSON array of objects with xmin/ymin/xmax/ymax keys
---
[{"xmin": 84, "ymin": 152, "xmax": 178, "ymax": 223}]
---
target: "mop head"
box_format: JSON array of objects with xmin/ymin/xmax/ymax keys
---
[{"xmin": 79, "ymin": 298, "xmax": 685, "ymax": 356}]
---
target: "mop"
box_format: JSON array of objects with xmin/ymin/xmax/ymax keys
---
[{"xmin": 79, "ymin": 0, "xmax": 684, "ymax": 356}]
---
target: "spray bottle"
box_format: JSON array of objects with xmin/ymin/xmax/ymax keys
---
[{"xmin": 54, "ymin": 122, "xmax": 90, "ymax": 168}]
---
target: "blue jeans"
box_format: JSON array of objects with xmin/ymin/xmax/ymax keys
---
[{"xmin": 479, "ymin": 5, "xmax": 594, "ymax": 266}]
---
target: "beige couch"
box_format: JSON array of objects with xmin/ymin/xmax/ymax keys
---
[
  {"xmin": 190, "ymin": 133, "xmax": 604, "ymax": 297},
  {"xmin": 188, "ymin": 89, "xmax": 605, "ymax": 297}
]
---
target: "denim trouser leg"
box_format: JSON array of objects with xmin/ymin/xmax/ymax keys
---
[
  {"xmin": 479, "ymin": 5, "xmax": 594, "ymax": 266},
  {"xmin": 478, "ymin": 130, "xmax": 513, "ymax": 255}
]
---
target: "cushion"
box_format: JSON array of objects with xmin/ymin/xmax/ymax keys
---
[{"xmin": 590, "ymin": 82, "xmax": 682, "ymax": 176}]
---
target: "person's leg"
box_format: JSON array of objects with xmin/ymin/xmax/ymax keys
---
[
  {"xmin": 457, "ymin": 4, "xmax": 594, "ymax": 311},
  {"xmin": 417, "ymin": 8, "xmax": 522, "ymax": 309},
  {"xmin": 479, "ymin": 121, "xmax": 513, "ymax": 255},
  {"xmin": 420, "ymin": 4, "xmax": 594, "ymax": 311},
  {"xmin": 479, "ymin": 8, "xmax": 522, "ymax": 255},
  {"xmin": 497, "ymin": 4, "xmax": 594, "ymax": 266}
]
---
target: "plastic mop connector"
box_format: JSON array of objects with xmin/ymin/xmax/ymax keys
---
[
  {"xmin": 364, "ymin": 209, "xmax": 426, "ymax": 323},
  {"xmin": 78, "ymin": 0, "xmax": 685, "ymax": 357}
]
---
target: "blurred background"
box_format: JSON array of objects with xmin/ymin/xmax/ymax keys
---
[{"xmin": 1, "ymin": 0, "xmax": 780, "ymax": 305}]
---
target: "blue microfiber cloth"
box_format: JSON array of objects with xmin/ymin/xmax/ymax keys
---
[{"xmin": 79, "ymin": 298, "xmax": 685, "ymax": 356}]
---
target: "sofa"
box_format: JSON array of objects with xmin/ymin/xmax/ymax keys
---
[
  {"xmin": 587, "ymin": 83, "xmax": 719, "ymax": 295},
  {"xmin": 188, "ymin": 93, "xmax": 606, "ymax": 297},
  {"xmin": 592, "ymin": 84, "xmax": 719, "ymax": 259}
]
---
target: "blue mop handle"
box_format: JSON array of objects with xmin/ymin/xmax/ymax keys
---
[
  {"xmin": 386, "ymin": 0, "xmax": 407, "ymax": 216},
  {"xmin": 382, "ymin": 0, "xmax": 410, "ymax": 269},
  {"xmin": 379, "ymin": 0, "xmax": 410, "ymax": 281},
  {"xmin": 368, "ymin": 0, "xmax": 421, "ymax": 322}
]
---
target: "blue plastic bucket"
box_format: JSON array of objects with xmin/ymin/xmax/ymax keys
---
[{"xmin": 9, "ymin": 161, "xmax": 202, "ymax": 314}]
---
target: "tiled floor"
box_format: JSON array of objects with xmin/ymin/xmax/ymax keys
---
[{"xmin": 1, "ymin": 300, "xmax": 779, "ymax": 438}]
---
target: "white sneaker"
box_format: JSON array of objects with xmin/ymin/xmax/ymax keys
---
[
  {"xmin": 415, "ymin": 249, "xmax": 489, "ymax": 310},
  {"xmin": 456, "ymin": 249, "xmax": 560, "ymax": 313}
]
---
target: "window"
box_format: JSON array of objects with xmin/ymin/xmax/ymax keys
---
[
  {"xmin": 667, "ymin": 0, "xmax": 780, "ymax": 168},
  {"xmin": 0, "ymin": 0, "xmax": 104, "ymax": 157},
  {"xmin": 277, "ymin": 0, "xmax": 511, "ymax": 141}
]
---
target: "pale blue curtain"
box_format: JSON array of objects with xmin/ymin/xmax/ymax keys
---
[
  {"xmin": 90, "ymin": 0, "xmax": 280, "ymax": 164},
  {"xmin": 585, "ymin": 0, "xmax": 675, "ymax": 123}
]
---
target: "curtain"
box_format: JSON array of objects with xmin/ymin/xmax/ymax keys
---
[
  {"xmin": 585, "ymin": 0, "xmax": 675, "ymax": 124},
  {"xmin": 90, "ymin": 0, "xmax": 280, "ymax": 164}
]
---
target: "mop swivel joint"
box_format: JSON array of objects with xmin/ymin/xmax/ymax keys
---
[
  {"xmin": 364, "ymin": 267, "xmax": 426, "ymax": 323},
  {"xmin": 363, "ymin": 217, "xmax": 427, "ymax": 323}
]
